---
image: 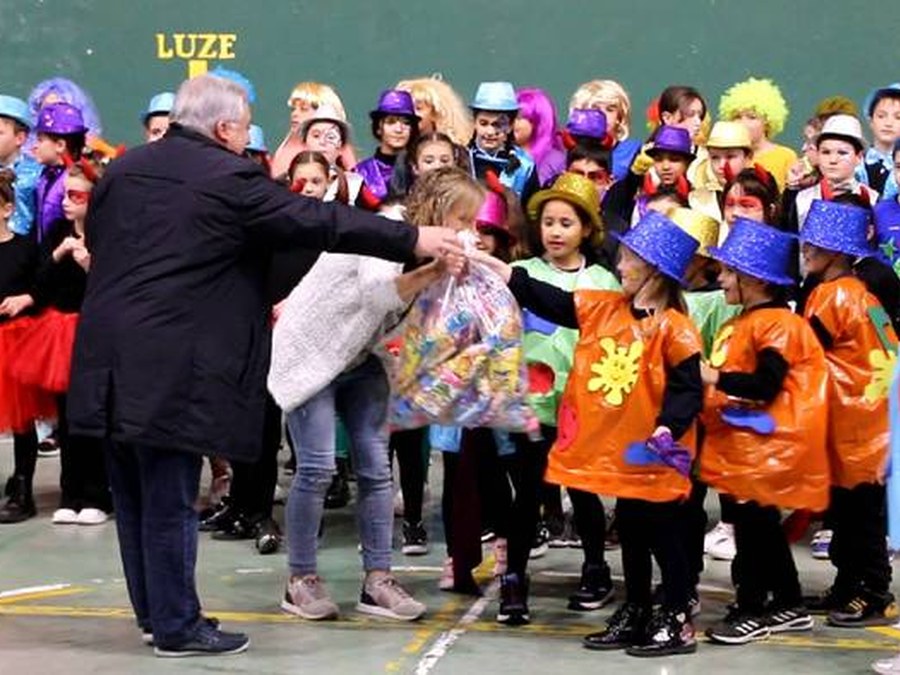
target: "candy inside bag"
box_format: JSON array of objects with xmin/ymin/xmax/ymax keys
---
[{"xmin": 390, "ymin": 253, "xmax": 536, "ymax": 432}]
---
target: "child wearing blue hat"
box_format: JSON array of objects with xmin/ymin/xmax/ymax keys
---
[
  {"xmin": 0, "ymin": 95, "xmax": 40, "ymax": 237},
  {"xmin": 142, "ymin": 92, "xmax": 174, "ymax": 143},
  {"xmin": 798, "ymin": 200, "xmax": 898, "ymax": 627},
  {"xmin": 467, "ymin": 81, "xmax": 539, "ymax": 203},
  {"xmin": 858, "ymin": 84, "xmax": 900, "ymax": 200},
  {"xmin": 701, "ymin": 218, "xmax": 829, "ymax": 645},
  {"xmin": 475, "ymin": 210, "xmax": 704, "ymax": 657}
]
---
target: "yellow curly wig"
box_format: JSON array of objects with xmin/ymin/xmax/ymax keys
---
[{"xmin": 718, "ymin": 77, "xmax": 789, "ymax": 139}]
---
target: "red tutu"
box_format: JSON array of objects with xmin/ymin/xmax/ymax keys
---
[
  {"xmin": 0, "ymin": 317, "xmax": 57, "ymax": 432},
  {"xmin": 7, "ymin": 309, "xmax": 79, "ymax": 394}
]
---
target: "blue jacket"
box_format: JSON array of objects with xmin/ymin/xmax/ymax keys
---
[
  {"xmin": 0, "ymin": 152, "xmax": 39, "ymax": 236},
  {"xmin": 468, "ymin": 143, "xmax": 539, "ymax": 201}
]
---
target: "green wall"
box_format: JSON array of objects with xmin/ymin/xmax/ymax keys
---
[{"xmin": 3, "ymin": 0, "xmax": 898, "ymax": 151}]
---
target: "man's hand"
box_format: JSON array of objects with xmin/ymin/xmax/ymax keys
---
[{"xmin": 412, "ymin": 226, "xmax": 464, "ymax": 262}]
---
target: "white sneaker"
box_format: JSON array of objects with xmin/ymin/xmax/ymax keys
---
[
  {"xmin": 281, "ymin": 575, "xmax": 339, "ymax": 620},
  {"xmin": 811, "ymin": 529, "xmax": 833, "ymax": 560},
  {"xmin": 873, "ymin": 653, "xmax": 900, "ymax": 674},
  {"xmin": 52, "ymin": 508, "xmax": 79, "ymax": 524},
  {"xmin": 357, "ymin": 574, "xmax": 426, "ymax": 621},
  {"xmin": 76, "ymin": 508, "xmax": 109, "ymax": 525},
  {"xmin": 706, "ymin": 522, "xmax": 736, "ymax": 561},
  {"xmin": 439, "ymin": 558, "xmax": 455, "ymax": 591}
]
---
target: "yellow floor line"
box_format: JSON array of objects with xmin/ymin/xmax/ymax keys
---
[{"xmin": 0, "ymin": 587, "xmax": 89, "ymax": 605}]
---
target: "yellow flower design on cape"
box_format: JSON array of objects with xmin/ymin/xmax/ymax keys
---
[
  {"xmin": 587, "ymin": 337, "xmax": 644, "ymax": 406},
  {"xmin": 864, "ymin": 349, "xmax": 898, "ymax": 403},
  {"xmin": 709, "ymin": 325, "xmax": 734, "ymax": 368}
]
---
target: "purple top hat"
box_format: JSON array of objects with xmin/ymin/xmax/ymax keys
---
[
  {"xmin": 800, "ymin": 199, "xmax": 874, "ymax": 258},
  {"xmin": 35, "ymin": 102, "xmax": 87, "ymax": 135},
  {"xmin": 370, "ymin": 89, "xmax": 419, "ymax": 121},
  {"xmin": 611, "ymin": 211, "xmax": 699, "ymax": 284},
  {"xmin": 708, "ymin": 218, "xmax": 796, "ymax": 285},
  {"xmin": 565, "ymin": 109, "xmax": 607, "ymax": 140},
  {"xmin": 646, "ymin": 125, "xmax": 694, "ymax": 159}
]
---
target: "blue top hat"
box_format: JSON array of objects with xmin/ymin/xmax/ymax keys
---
[
  {"xmin": 566, "ymin": 109, "xmax": 607, "ymax": 140},
  {"xmin": 611, "ymin": 211, "xmax": 699, "ymax": 284},
  {"xmin": 646, "ymin": 125, "xmax": 694, "ymax": 159},
  {"xmin": 370, "ymin": 90, "xmax": 419, "ymax": 120},
  {"xmin": 799, "ymin": 199, "xmax": 873, "ymax": 258},
  {"xmin": 246, "ymin": 124, "xmax": 267, "ymax": 153},
  {"xmin": 470, "ymin": 82, "xmax": 519, "ymax": 113},
  {"xmin": 708, "ymin": 217, "xmax": 796, "ymax": 285},
  {"xmin": 142, "ymin": 92, "xmax": 175, "ymax": 123},
  {"xmin": 0, "ymin": 95, "xmax": 33, "ymax": 129}
]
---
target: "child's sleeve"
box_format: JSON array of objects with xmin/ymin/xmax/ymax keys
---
[
  {"xmin": 657, "ymin": 317, "xmax": 704, "ymax": 439},
  {"xmin": 507, "ymin": 266, "xmax": 578, "ymax": 328}
]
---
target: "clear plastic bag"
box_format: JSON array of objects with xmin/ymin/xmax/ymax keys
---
[{"xmin": 390, "ymin": 253, "xmax": 536, "ymax": 432}]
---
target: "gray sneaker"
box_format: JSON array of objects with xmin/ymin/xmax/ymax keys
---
[
  {"xmin": 357, "ymin": 574, "xmax": 426, "ymax": 621},
  {"xmin": 280, "ymin": 575, "xmax": 339, "ymax": 620}
]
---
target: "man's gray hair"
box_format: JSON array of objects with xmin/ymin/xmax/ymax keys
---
[{"xmin": 170, "ymin": 74, "xmax": 248, "ymax": 137}]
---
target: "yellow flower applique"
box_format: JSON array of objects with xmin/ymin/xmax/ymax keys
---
[
  {"xmin": 864, "ymin": 349, "xmax": 898, "ymax": 403},
  {"xmin": 709, "ymin": 325, "xmax": 734, "ymax": 368},
  {"xmin": 587, "ymin": 337, "xmax": 644, "ymax": 406}
]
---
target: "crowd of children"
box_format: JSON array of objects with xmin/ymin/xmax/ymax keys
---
[{"xmin": 1, "ymin": 71, "xmax": 900, "ymax": 669}]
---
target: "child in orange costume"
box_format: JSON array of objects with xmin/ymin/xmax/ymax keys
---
[
  {"xmin": 478, "ymin": 210, "xmax": 704, "ymax": 658},
  {"xmin": 701, "ymin": 217, "xmax": 829, "ymax": 646},
  {"xmin": 799, "ymin": 199, "xmax": 898, "ymax": 627}
]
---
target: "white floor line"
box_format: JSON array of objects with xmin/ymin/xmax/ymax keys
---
[
  {"xmin": 0, "ymin": 583, "xmax": 71, "ymax": 599},
  {"xmin": 415, "ymin": 579, "xmax": 499, "ymax": 675},
  {"xmin": 393, "ymin": 565, "xmax": 445, "ymax": 574}
]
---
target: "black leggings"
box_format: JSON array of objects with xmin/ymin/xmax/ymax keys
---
[
  {"xmin": 507, "ymin": 425, "xmax": 556, "ymax": 577},
  {"xmin": 390, "ymin": 428, "xmax": 426, "ymax": 524},
  {"xmin": 569, "ymin": 488, "xmax": 606, "ymax": 567},
  {"xmin": 57, "ymin": 394, "xmax": 111, "ymax": 512},
  {"xmin": 616, "ymin": 497, "xmax": 690, "ymax": 612},
  {"xmin": 830, "ymin": 483, "xmax": 892, "ymax": 601},
  {"xmin": 12, "ymin": 427, "xmax": 38, "ymax": 486},
  {"xmin": 228, "ymin": 395, "xmax": 281, "ymax": 520}
]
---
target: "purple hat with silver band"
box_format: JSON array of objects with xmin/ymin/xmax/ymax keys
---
[
  {"xmin": 369, "ymin": 90, "xmax": 419, "ymax": 121},
  {"xmin": 566, "ymin": 109, "xmax": 607, "ymax": 140},
  {"xmin": 35, "ymin": 102, "xmax": 87, "ymax": 135},
  {"xmin": 708, "ymin": 217, "xmax": 796, "ymax": 285},
  {"xmin": 611, "ymin": 211, "xmax": 699, "ymax": 284},
  {"xmin": 799, "ymin": 199, "xmax": 874, "ymax": 259},
  {"xmin": 646, "ymin": 125, "xmax": 694, "ymax": 160}
]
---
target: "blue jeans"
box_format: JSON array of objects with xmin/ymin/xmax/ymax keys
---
[
  {"xmin": 285, "ymin": 355, "xmax": 393, "ymax": 575},
  {"xmin": 105, "ymin": 441, "xmax": 204, "ymax": 646}
]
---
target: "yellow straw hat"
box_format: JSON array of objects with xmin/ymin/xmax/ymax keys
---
[
  {"xmin": 527, "ymin": 172, "xmax": 601, "ymax": 229},
  {"xmin": 668, "ymin": 207, "xmax": 720, "ymax": 257},
  {"xmin": 706, "ymin": 121, "xmax": 752, "ymax": 150}
]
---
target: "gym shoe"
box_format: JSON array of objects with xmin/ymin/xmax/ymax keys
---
[
  {"xmin": 357, "ymin": 574, "xmax": 426, "ymax": 621},
  {"xmin": 568, "ymin": 561, "xmax": 614, "ymax": 611},
  {"xmin": 766, "ymin": 606, "xmax": 814, "ymax": 633},
  {"xmin": 706, "ymin": 608, "xmax": 770, "ymax": 645},
  {"xmin": 805, "ymin": 586, "xmax": 851, "ymax": 615},
  {"xmin": 651, "ymin": 585, "xmax": 701, "ymax": 617},
  {"xmin": 439, "ymin": 558, "xmax": 455, "ymax": 591},
  {"xmin": 401, "ymin": 521, "xmax": 429, "ymax": 556},
  {"xmin": 828, "ymin": 596, "xmax": 899, "ymax": 628},
  {"xmin": 873, "ymin": 653, "xmax": 900, "ymax": 674},
  {"xmin": 144, "ymin": 617, "xmax": 219, "ymax": 647},
  {"xmin": 255, "ymin": 518, "xmax": 282, "ymax": 555},
  {"xmin": 811, "ymin": 529, "xmax": 832, "ymax": 560},
  {"xmin": 211, "ymin": 513, "xmax": 256, "ymax": 541},
  {"xmin": 626, "ymin": 609, "xmax": 697, "ymax": 658},
  {"xmin": 52, "ymin": 508, "xmax": 79, "ymax": 524},
  {"xmin": 492, "ymin": 538, "xmax": 508, "ymax": 577},
  {"xmin": 37, "ymin": 436, "xmax": 60, "ymax": 458},
  {"xmin": 497, "ymin": 573, "xmax": 530, "ymax": 625},
  {"xmin": 76, "ymin": 508, "xmax": 109, "ymax": 525},
  {"xmin": 280, "ymin": 575, "xmax": 339, "ymax": 620},
  {"xmin": 0, "ymin": 477, "xmax": 36, "ymax": 524},
  {"xmin": 154, "ymin": 621, "xmax": 249, "ymax": 658},
  {"xmin": 529, "ymin": 525, "xmax": 549, "ymax": 559},
  {"xmin": 706, "ymin": 522, "xmax": 736, "ymax": 561},
  {"xmin": 582, "ymin": 602, "xmax": 649, "ymax": 651}
]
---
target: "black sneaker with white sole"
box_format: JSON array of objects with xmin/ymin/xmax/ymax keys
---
[
  {"xmin": 706, "ymin": 609, "xmax": 770, "ymax": 645},
  {"xmin": 497, "ymin": 573, "xmax": 530, "ymax": 625},
  {"xmin": 401, "ymin": 520, "xmax": 429, "ymax": 556},
  {"xmin": 567, "ymin": 561, "xmax": 614, "ymax": 611},
  {"xmin": 766, "ymin": 607, "xmax": 814, "ymax": 633},
  {"xmin": 154, "ymin": 621, "xmax": 249, "ymax": 658},
  {"xmin": 828, "ymin": 595, "xmax": 898, "ymax": 628},
  {"xmin": 529, "ymin": 525, "xmax": 549, "ymax": 559}
]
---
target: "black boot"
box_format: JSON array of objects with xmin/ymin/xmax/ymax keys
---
[
  {"xmin": 583, "ymin": 602, "xmax": 649, "ymax": 650},
  {"xmin": 626, "ymin": 608, "xmax": 697, "ymax": 657},
  {"xmin": 0, "ymin": 476, "xmax": 37, "ymax": 524},
  {"xmin": 497, "ymin": 573, "xmax": 530, "ymax": 625},
  {"xmin": 568, "ymin": 561, "xmax": 614, "ymax": 611}
]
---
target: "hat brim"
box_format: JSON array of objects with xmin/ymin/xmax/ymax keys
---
[
  {"xmin": 527, "ymin": 188, "xmax": 600, "ymax": 229},
  {"xmin": 609, "ymin": 231, "xmax": 691, "ymax": 287},
  {"xmin": 369, "ymin": 110, "xmax": 420, "ymax": 123},
  {"xmin": 646, "ymin": 147, "xmax": 695, "ymax": 161},
  {"xmin": 798, "ymin": 233, "xmax": 874, "ymax": 259},
  {"xmin": 817, "ymin": 132, "xmax": 865, "ymax": 153},
  {"xmin": 706, "ymin": 246, "xmax": 796, "ymax": 285},
  {"xmin": 300, "ymin": 117, "xmax": 350, "ymax": 142}
]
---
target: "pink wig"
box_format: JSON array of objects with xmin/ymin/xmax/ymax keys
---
[{"xmin": 515, "ymin": 87, "xmax": 563, "ymax": 166}]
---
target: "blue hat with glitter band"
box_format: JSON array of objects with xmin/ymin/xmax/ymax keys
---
[
  {"xmin": 142, "ymin": 92, "xmax": 175, "ymax": 123},
  {"xmin": 470, "ymin": 82, "xmax": 519, "ymax": 113},
  {"xmin": 708, "ymin": 217, "xmax": 796, "ymax": 285},
  {"xmin": 800, "ymin": 200, "xmax": 874, "ymax": 258},
  {"xmin": 0, "ymin": 95, "xmax": 33, "ymax": 129},
  {"xmin": 611, "ymin": 211, "xmax": 700, "ymax": 284}
]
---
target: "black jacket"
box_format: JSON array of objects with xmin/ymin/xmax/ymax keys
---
[{"xmin": 68, "ymin": 124, "xmax": 418, "ymax": 461}]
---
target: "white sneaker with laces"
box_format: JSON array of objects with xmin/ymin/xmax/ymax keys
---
[
  {"xmin": 52, "ymin": 508, "xmax": 79, "ymax": 524},
  {"xmin": 705, "ymin": 522, "xmax": 736, "ymax": 561},
  {"xmin": 76, "ymin": 508, "xmax": 109, "ymax": 525},
  {"xmin": 281, "ymin": 575, "xmax": 339, "ymax": 620},
  {"xmin": 357, "ymin": 574, "xmax": 426, "ymax": 621}
]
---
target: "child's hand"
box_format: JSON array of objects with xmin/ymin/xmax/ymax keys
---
[
  {"xmin": 0, "ymin": 294, "xmax": 35, "ymax": 317},
  {"xmin": 700, "ymin": 361, "xmax": 720, "ymax": 386},
  {"xmin": 52, "ymin": 236, "xmax": 81, "ymax": 262},
  {"xmin": 631, "ymin": 149, "xmax": 655, "ymax": 176},
  {"xmin": 467, "ymin": 249, "xmax": 512, "ymax": 283},
  {"xmin": 71, "ymin": 243, "xmax": 91, "ymax": 271}
]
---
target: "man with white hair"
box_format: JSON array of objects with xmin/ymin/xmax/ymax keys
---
[{"xmin": 67, "ymin": 74, "xmax": 461, "ymax": 657}]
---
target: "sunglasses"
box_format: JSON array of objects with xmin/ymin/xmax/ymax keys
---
[
  {"xmin": 570, "ymin": 168, "xmax": 610, "ymax": 183},
  {"xmin": 65, "ymin": 189, "xmax": 91, "ymax": 205}
]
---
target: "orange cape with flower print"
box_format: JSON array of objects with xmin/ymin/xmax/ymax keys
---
[
  {"xmin": 546, "ymin": 290, "xmax": 702, "ymax": 502},
  {"xmin": 804, "ymin": 276, "xmax": 898, "ymax": 489},
  {"xmin": 701, "ymin": 307, "xmax": 830, "ymax": 511}
]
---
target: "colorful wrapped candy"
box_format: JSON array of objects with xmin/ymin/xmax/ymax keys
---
[{"xmin": 390, "ymin": 258, "xmax": 536, "ymax": 432}]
